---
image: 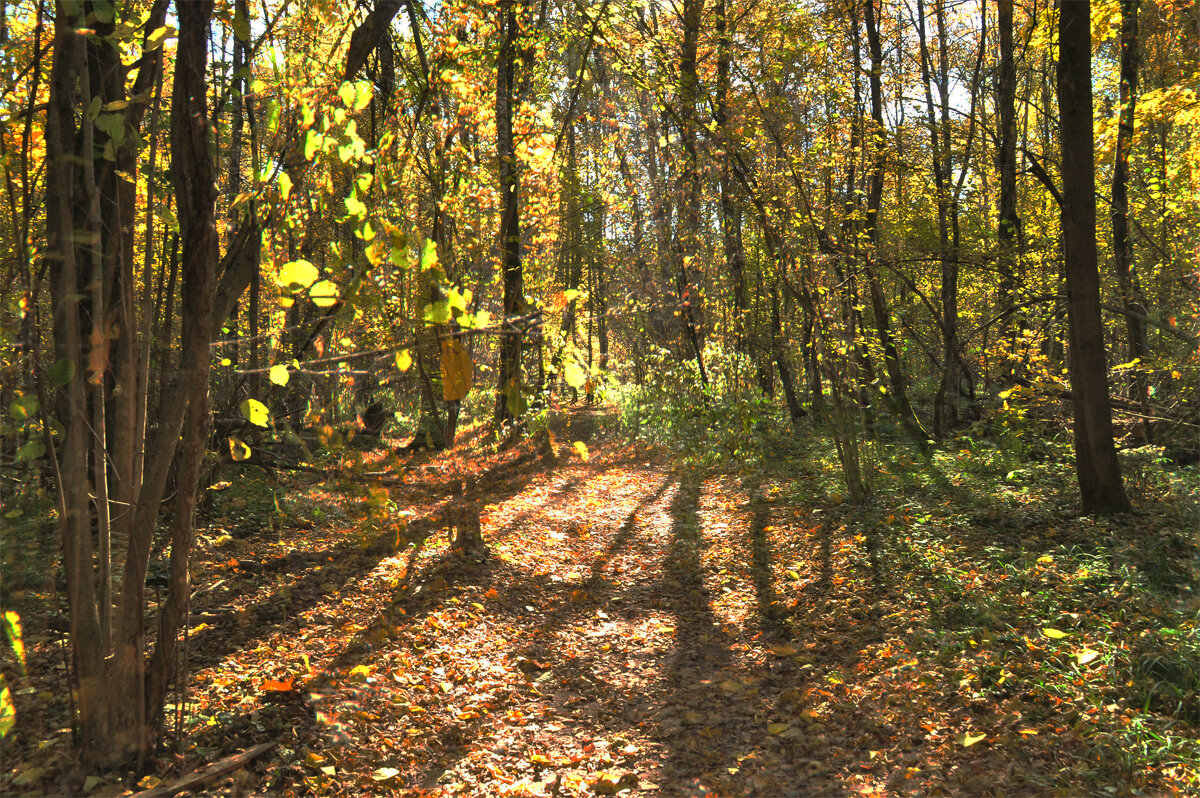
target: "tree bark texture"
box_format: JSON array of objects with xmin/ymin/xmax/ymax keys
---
[{"xmin": 1056, "ymin": 1, "xmax": 1131, "ymax": 513}]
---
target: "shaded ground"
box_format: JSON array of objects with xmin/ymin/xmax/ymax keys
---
[{"xmin": 1, "ymin": 406, "xmax": 1197, "ymax": 796}]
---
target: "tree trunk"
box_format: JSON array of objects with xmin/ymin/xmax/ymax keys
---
[
  {"xmin": 1057, "ymin": 1, "xmax": 1131, "ymax": 514},
  {"xmin": 996, "ymin": 0, "xmax": 1020, "ymax": 376},
  {"xmin": 494, "ymin": 0, "xmax": 525, "ymax": 426},
  {"xmin": 675, "ymin": 0, "xmax": 708, "ymax": 388},
  {"xmin": 862, "ymin": 0, "xmax": 928, "ymax": 445},
  {"xmin": 1111, "ymin": 0, "xmax": 1150, "ymax": 437},
  {"xmin": 716, "ymin": 0, "xmax": 749, "ymax": 360}
]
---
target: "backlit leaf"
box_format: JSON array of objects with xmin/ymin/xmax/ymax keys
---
[
  {"xmin": 239, "ymin": 399, "xmax": 270, "ymax": 428},
  {"xmin": 277, "ymin": 259, "xmax": 319, "ymax": 291},
  {"xmin": 228, "ymin": 436, "xmax": 251, "ymax": 461},
  {"xmin": 395, "ymin": 350, "xmax": 413, "ymax": 372},
  {"xmin": 269, "ymin": 364, "xmax": 290, "ymax": 386},
  {"xmin": 310, "ymin": 280, "xmax": 340, "ymax": 308}
]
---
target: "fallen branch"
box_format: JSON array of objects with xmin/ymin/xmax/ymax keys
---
[{"xmin": 134, "ymin": 742, "xmax": 277, "ymax": 797}]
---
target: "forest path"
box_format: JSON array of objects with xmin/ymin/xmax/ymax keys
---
[{"xmin": 164, "ymin": 408, "xmax": 1067, "ymax": 797}]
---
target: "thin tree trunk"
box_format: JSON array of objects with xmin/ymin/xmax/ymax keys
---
[
  {"xmin": 996, "ymin": 0, "xmax": 1020, "ymax": 376},
  {"xmin": 863, "ymin": 0, "xmax": 927, "ymax": 445},
  {"xmin": 1111, "ymin": 0, "xmax": 1150, "ymax": 438},
  {"xmin": 675, "ymin": 0, "xmax": 708, "ymax": 388},
  {"xmin": 494, "ymin": 0, "xmax": 525, "ymax": 426}
]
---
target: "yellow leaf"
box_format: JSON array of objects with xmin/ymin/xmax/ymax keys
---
[
  {"xmin": 228, "ymin": 436, "xmax": 251, "ymax": 461},
  {"xmin": 958, "ymin": 732, "xmax": 987, "ymax": 747},
  {"xmin": 348, "ymin": 664, "xmax": 371, "ymax": 683},
  {"xmin": 395, "ymin": 349, "xmax": 413, "ymax": 371},
  {"xmin": 1042, "ymin": 628, "xmax": 1068, "ymax": 639},
  {"xmin": 277, "ymin": 259, "xmax": 319, "ymax": 290},
  {"xmin": 371, "ymin": 767, "xmax": 399, "ymax": 782},
  {"xmin": 572, "ymin": 441, "xmax": 589, "ymax": 462},
  {"xmin": 269, "ymin": 364, "xmax": 290, "ymax": 386}
]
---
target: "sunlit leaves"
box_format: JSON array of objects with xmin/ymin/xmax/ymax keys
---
[
  {"xmin": 310, "ymin": 280, "xmax": 340, "ymax": 308},
  {"xmin": 564, "ymin": 361, "xmax": 587, "ymax": 390},
  {"xmin": 277, "ymin": 260, "xmax": 319, "ymax": 291},
  {"xmin": 239, "ymin": 399, "xmax": 270, "ymax": 428},
  {"xmin": 338, "ymin": 81, "xmax": 373, "ymax": 111},
  {"xmin": 269, "ymin": 364, "xmax": 290, "ymax": 386},
  {"xmin": 0, "ymin": 676, "xmax": 13, "ymax": 739},
  {"xmin": 144, "ymin": 24, "xmax": 175, "ymax": 51},
  {"xmin": 2, "ymin": 612, "xmax": 25, "ymax": 676},
  {"xmin": 419, "ymin": 239, "xmax": 439, "ymax": 272},
  {"xmin": 304, "ymin": 129, "xmax": 322, "ymax": 161},
  {"xmin": 395, "ymin": 350, "xmax": 413, "ymax": 372},
  {"xmin": 344, "ymin": 189, "xmax": 366, "ymax": 219}
]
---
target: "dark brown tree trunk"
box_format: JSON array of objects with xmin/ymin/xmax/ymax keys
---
[
  {"xmin": 46, "ymin": 0, "xmax": 106, "ymax": 761},
  {"xmin": 716, "ymin": 0, "xmax": 749, "ymax": 359},
  {"xmin": 494, "ymin": 0, "xmax": 525, "ymax": 425},
  {"xmin": 1057, "ymin": 1, "xmax": 1131, "ymax": 514},
  {"xmin": 1111, "ymin": 0, "xmax": 1150, "ymax": 437},
  {"xmin": 675, "ymin": 0, "xmax": 708, "ymax": 388},
  {"xmin": 996, "ymin": 0, "xmax": 1020, "ymax": 372}
]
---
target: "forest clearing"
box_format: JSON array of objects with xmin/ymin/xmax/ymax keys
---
[{"xmin": 1, "ymin": 0, "xmax": 1198, "ymax": 794}]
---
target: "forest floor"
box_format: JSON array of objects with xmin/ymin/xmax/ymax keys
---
[{"xmin": 1, "ymin": 404, "xmax": 1198, "ymax": 796}]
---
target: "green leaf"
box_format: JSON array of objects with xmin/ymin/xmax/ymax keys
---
[
  {"xmin": 2, "ymin": 612, "xmax": 25, "ymax": 676},
  {"xmin": 395, "ymin": 350, "xmax": 413, "ymax": 372},
  {"xmin": 15, "ymin": 441, "xmax": 45, "ymax": 463},
  {"xmin": 8, "ymin": 395, "xmax": 38, "ymax": 422},
  {"xmin": 94, "ymin": 113, "xmax": 126, "ymax": 146},
  {"xmin": 49, "ymin": 360, "xmax": 74, "ymax": 386},
  {"xmin": 239, "ymin": 399, "xmax": 270, "ymax": 428},
  {"xmin": 1042, "ymin": 628, "xmax": 1068, "ymax": 639},
  {"xmin": 310, "ymin": 280, "xmax": 340, "ymax": 308},
  {"xmin": 269, "ymin": 364, "xmax": 290, "ymax": 386},
  {"xmin": 231, "ymin": 6, "xmax": 250, "ymax": 42},
  {"xmin": 276, "ymin": 259, "xmax": 319, "ymax": 291},
  {"xmin": 0, "ymin": 676, "xmax": 14, "ymax": 739},
  {"xmin": 422, "ymin": 301, "xmax": 451, "ymax": 325},
  {"xmin": 564, "ymin": 361, "xmax": 587, "ymax": 390},
  {"xmin": 228, "ymin": 436, "xmax": 251, "ymax": 461}
]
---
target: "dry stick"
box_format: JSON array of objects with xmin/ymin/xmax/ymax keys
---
[{"xmin": 133, "ymin": 742, "xmax": 277, "ymax": 797}]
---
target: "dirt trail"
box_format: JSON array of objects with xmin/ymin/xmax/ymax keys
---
[
  {"xmin": 5, "ymin": 409, "xmax": 1089, "ymax": 796},
  {"xmin": 233, "ymin": 424, "xmax": 864, "ymax": 797}
]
